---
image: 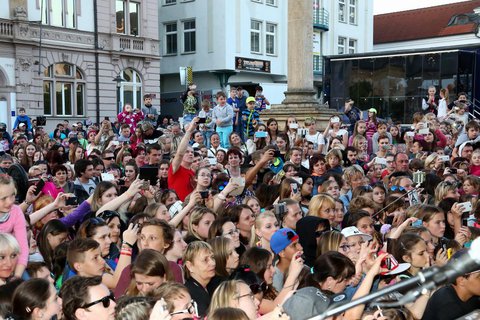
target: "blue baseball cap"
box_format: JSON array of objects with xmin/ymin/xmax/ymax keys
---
[{"xmin": 271, "ymin": 228, "xmax": 299, "ymax": 255}]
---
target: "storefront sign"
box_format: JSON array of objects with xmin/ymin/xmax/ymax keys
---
[{"xmin": 235, "ymin": 57, "xmax": 270, "ymax": 73}]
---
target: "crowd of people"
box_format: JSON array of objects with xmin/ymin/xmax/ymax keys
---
[{"xmin": 0, "ymin": 86, "xmax": 479, "ymax": 320}]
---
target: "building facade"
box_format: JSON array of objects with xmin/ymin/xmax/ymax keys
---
[
  {"xmin": 0, "ymin": 0, "xmax": 160, "ymax": 131},
  {"xmin": 158, "ymin": 0, "xmax": 373, "ymax": 118}
]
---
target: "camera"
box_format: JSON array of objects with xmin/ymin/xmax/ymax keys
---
[{"xmin": 274, "ymin": 203, "xmax": 287, "ymax": 220}]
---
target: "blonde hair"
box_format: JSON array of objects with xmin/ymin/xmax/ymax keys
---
[
  {"xmin": 424, "ymin": 152, "xmax": 439, "ymax": 170},
  {"xmin": 326, "ymin": 149, "xmax": 343, "ymax": 166},
  {"xmin": 255, "ymin": 211, "xmax": 277, "ymax": 230},
  {"xmin": 144, "ymin": 203, "xmax": 166, "ymax": 218},
  {"xmin": 352, "ymin": 135, "xmax": 367, "ymax": 152},
  {"xmin": 308, "ymin": 193, "xmax": 336, "ymax": 218},
  {"xmin": 316, "ymin": 230, "xmax": 345, "ymax": 256},
  {"xmin": 0, "ymin": 233, "xmax": 20, "ymax": 255},
  {"xmin": 434, "ymin": 181, "xmax": 458, "ymax": 204},
  {"xmin": 187, "ymin": 206, "xmax": 217, "ymax": 240},
  {"xmin": 343, "ymin": 165, "xmax": 364, "ymax": 186},
  {"xmin": 183, "ymin": 241, "xmax": 213, "ymax": 280},
  {"xmin": 148, "ymin": 282, "xmax": 189, "ymax": 313},
  {"xmin": 209, "ymin": 280, "xmax": 244, "ymax": 314}
]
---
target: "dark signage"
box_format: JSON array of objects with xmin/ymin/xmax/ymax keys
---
[{"xmin": 235, "ymin": 57, "xmax": 271, "ymax": 73}]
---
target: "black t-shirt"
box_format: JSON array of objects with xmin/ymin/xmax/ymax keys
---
[{"xmin": 422, "ymin": 285, "xmax": 480, "ymax": 320}]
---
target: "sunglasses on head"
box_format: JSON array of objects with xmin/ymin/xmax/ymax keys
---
[
  {"xmin": 98, "ymin": 210, "xmax": 119, "ymax": 222},
  {"xmin": 82, "ymin": 293, "xmax": 115, "ymax": 309},
  {"xmin": 89, "ymin": 217, "xmax": 106, "ymax": 225},
  {"xmin": 390, "ymin": 186, "xmax": 406, "ymax": 192},
  {"xmin": 250, "ymin": 282, "xmax": 268, "ymax": 294}
]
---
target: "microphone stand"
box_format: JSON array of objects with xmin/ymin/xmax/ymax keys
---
[{"xmin": 308, "ymin": 266, "xmax": 440, "ymax": 320}]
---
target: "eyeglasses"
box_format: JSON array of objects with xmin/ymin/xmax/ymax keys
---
[
  {"xmin": 223, "ymin": 228, "xmax": 239, "ymax": 237},
  {"xmin": 236, "ymin": 292, "xmax": 256, "ymax": 302},
  {"xmin": 250, "ymin": 282, "xmax": 268, "ymax": 294},
  {"xmin": 170, "ymin": 300, "xmax": 198, "ymax": 316},
  {"xmin": 103, "ymin": 157, "xmax": 115, "ymax": 160},
  {"xmin": 82, "ymin": 293, "xmax": 115, "ymax": 309}
]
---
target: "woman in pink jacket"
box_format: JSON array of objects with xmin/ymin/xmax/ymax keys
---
[{"xmin": 117, "ymin": 103, "xmax": 144, "ymax": 132}]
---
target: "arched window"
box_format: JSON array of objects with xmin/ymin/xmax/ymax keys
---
[
  {"xmin": 121, "ymin": 68, "xmax": 142, "ymax": 110},
  {"xmin": 43, "ymin": 63, "xmax": 85, "ymax": 116}
]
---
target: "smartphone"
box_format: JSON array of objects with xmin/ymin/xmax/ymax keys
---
[
  {"xmin": 274, "ymin": 203, "xmax": 287, "ymax": 218},
  {"xmin": 406, "ymin": 131, "xmax": 415, "ymax": 137},
  {"xmin": 101, "ymin": 173, "xmax": 115, "ymax": 182},
  {"xmin": 289, "ymin": 123, "xmax": 299, "ymax": 129},
  {"xmin": 255, "ymin": 131, "xmax": 267, "ymax": 138},
  {"xmin": 274, "ymin": 150, "xmax": 281, "ymax": 158},
  {"xmin": 290, "ymin": 183, "xmax": 299, "ymax": 194},
  {"xmin": 207, "ymin": 158, "xmax": 217, "ymax": 165},
  {"xmin": 33, "ymin": 179, "xmax": 45, "ymax": 196},
  {"xmin": 66, "ymin": 196, "xmax": 78, "ymax": 206},
  {"xmin": 197, "ymin": 117, "xmax": 207, "ymax": 124},
  {"xmin": 292, "ymin": 176, "xmax": 303, "ymax": 185},
  {"xmin": 418, "ymin": 128, "xmax": 430, "ymax": 135},
  {"xmin": 385, "ymin": 257, "xmax": 392, "ymax": 270},
  {"xmin": 199, "ymin": 190, "xmax": 209, "ymax": 199},
  {"xmin": 447, "ymin": 248, "xmax": 453, "ymax": 260},
  {"xmin": 439, "ymin": 155, "xmax": 450, "ymax": 162},
  {"xmin": 111, "ymin": 141, "xmax": 119, "ymax": 146},
  {"xmin": 449, "ymin": 167, "xmax": 458, "ymax": 174},
  {"xmin": 139, "ymin": 167, "xmax": 158, "ymax": 186},
  {"xmin": 331, "ymin": 117, "xmax": 340, "ymax": 124},
  {"xmin": 459, "ymin": 201, "xmax": 473, "ymax": 213},
  {"xmin": 141, "ymin": 180, "xmax": 150, "ymax": 190}
]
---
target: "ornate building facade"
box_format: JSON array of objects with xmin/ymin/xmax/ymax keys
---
[{"xmin": 0, "ymin": 0, "xmax": 160, "ymax": 130}]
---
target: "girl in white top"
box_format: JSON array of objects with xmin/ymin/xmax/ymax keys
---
[
  {"xmin": 323, "ymin": 115, "xmax": 348, "ymax": 153},
  {"xmin": 284, "ymin": 115, "xmax": 299, "ymax": 147},
  {"xmin": 304, "ymin": 117, "xmax": 325, "ymax": 153},
  {"xmin": 437, "ymin": 88, "xmax": 448, "ymax": 120}
]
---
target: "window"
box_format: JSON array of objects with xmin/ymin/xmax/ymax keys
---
[
  {"xmin": 250, "ymin": 20, "xmax": 262, "ymax": 53},
  {"xmin": 164, "ymin": 22, "xmax": 177, "ymax": 55},
  {"xmin": 266, "ymin": 0, "xmax": 277, "ymax": 5},
  {"xmin": 182, "ymin": 20, "xmax": 196, "ymax": 53},
  {"xmin": 41, "ymin": 0, "xmax": 76, "ymax": 28},
  {"xmin": 120, "ymin": 69, "xmax": 142, "ymax": 112},
  {"xmin": 338, "ymin": 0, "xmax": 346, "ymax": 22},
  {"xmin": 116, "ymin": 0, "xmax": 140, "ymax": 36},
  {"xmin": 348, "ymin": 38, "xmax": 357, "ymax": 54},
  {"xmin": 348, "ymin": 0, "xmax": 357, "ymax": 24},
  {"xmin": 164, "ymin": 0, "xmax": 176, "ymax": 4},
  {"xmin": 43, "ymin": 63, "xmax": 85, "ymax": 117},
  {"xmin": 266, "ymin": 23, "xmax": 276, "ymax": 55},
  {"xmin": 338, "ymin": 37, "xmax": 346, "ymax": 54}
]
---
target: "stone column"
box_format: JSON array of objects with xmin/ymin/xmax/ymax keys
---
[{"xmin": 282, "ymin": 0, "xmax": 317, "ymax": 105}]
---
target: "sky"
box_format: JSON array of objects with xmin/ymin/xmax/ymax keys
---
[{"xmin": 374, "ymin": 0, "xmax": 471, "ymax": 14}]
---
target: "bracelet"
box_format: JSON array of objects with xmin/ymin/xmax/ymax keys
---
[
  {"xmin": 217, "ymin": 193, "xmax": 226, "ymax": 201},
  {"xmin": 24, "ymin": 200, "xmax": 31, "ymax": 206},
  {"xmin": 120, "ymin": 251, "xmax": 132, "ymax": 256},
  {"xmin": 122, "ymin": 241, "xmax": 134, "ymax": 248},
  {"xmin": 121, "ymin": 246, "xmax": 132, "ymax": 252}
]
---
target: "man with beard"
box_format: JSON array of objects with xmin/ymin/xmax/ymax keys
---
[{"xmin": 141, "ymin": 94, "xmax": 159, "ymax": 126}]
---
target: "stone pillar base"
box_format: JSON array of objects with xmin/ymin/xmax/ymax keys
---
[
  {"xmin": 282, "ymin": 89, "xmax": 318, "ymax": 105},
  {"xmin": 261, "ymin": 103, "xmax": 341, "ymax": 131}
]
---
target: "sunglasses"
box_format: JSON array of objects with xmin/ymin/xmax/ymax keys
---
[
  {"xmin": 89, "ymin": 217, "xmax": 106, "ymax": 225},
  {"xmin": 250, "ymin": 282, "xmax": 268, "ymax": 294},
  {"xmin": 82, "ymin": 293, "xmax": 115, "ymax": 309},
  {"xmin": 103, "ymin": 157, "xmax": 115, "ymax": 160},
  {"xmin": 170, "ymin": 300, "xmax": 198, "ymax": 316},
  {"xmin": 389, "ymin": 186, "xmax": 406, "ymax": 192}
]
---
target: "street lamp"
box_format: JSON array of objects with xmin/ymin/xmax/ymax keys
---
[{"xmin": 113, "ymin": 74, "xmax": 125, "ymax": 114}]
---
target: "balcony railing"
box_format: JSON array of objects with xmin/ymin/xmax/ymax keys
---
[
  {"xmin": 0, "ymin": 20, "xmax": 13, "ymax": 38},
  {"xmin": 119, "ymin": 36, "xmax": 144, "ymax": 52},
  {"xmin": 313, "ymin": 8, "xmax": 329, "ymax": 31},
  {"xmin": 314, "ymin": 55, "xmax": 324, "ymax": 75}
]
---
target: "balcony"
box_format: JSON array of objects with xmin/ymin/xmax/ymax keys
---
[
  {"xmin": 313, "ymin": 55, "xmax": 324, "ymax": 75},
  {"xmin": 313, "ymin": 8, "xmax": 329, "ymax": 31},
  {"xmin": 0, "ymin": 20, "xmax": 13, "ymax": 38},
  {"xmin": 119, "ymin": 36, "xmax": 144, "ymax": 51}
]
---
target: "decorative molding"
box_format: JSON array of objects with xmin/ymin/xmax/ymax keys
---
[{"xmin": 17, "ymin": 57, "xmax": 32, "ymax": 71}]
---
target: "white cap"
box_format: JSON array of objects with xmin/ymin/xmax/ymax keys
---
[{"xmin": 341, "ymin": 226, "xmax": 372, "ymax": 242}]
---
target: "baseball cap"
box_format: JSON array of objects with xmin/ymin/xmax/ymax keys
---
[
  {"xmin": 270, "ymin": 228, "xmax": 299, "ymax": 255},
  {"xmin": 246, "ymin": 97, "xmax": 256, "ymax": 104},
  {"xmin": 379, "ymin": 253, "xmax": 411, "ymax": 276},
  {"xmin": 368, "ymin": 108, "xmax": 377, "ymax": 114},
  {"xmin": 283, "ymin": 287, "xmax": 347, "ymax": 320},
  {"xmin": 341, "ymin": 226, "xmax": 372, "ymax": 242}
]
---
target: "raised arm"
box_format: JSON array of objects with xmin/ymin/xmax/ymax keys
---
[
  {"xmin": 96, "ymin": 180, "xmax": 143, "ymax": 215},
  {"xmin": 171, "ymin": 117, "xmax": 198, "ymax": 174}
]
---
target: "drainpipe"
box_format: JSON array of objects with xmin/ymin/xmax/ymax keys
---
[{"xmin": 94, "ymin": 0, "xmax": 100, "ymax": 125}]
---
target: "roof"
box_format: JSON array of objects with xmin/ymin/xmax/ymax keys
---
[{"xmin": 374, "ymin": 0, "xmax": 480, "ymax": 44}]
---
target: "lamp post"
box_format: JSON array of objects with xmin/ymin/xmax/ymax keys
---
[{"xmin": 113, "ymin": 75, "xmax": 125, "ymax": 114}]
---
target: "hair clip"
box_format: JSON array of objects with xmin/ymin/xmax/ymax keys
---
[{"xmin": 25, "ymin": 307, "xmax": 31, "ymax": 313}]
